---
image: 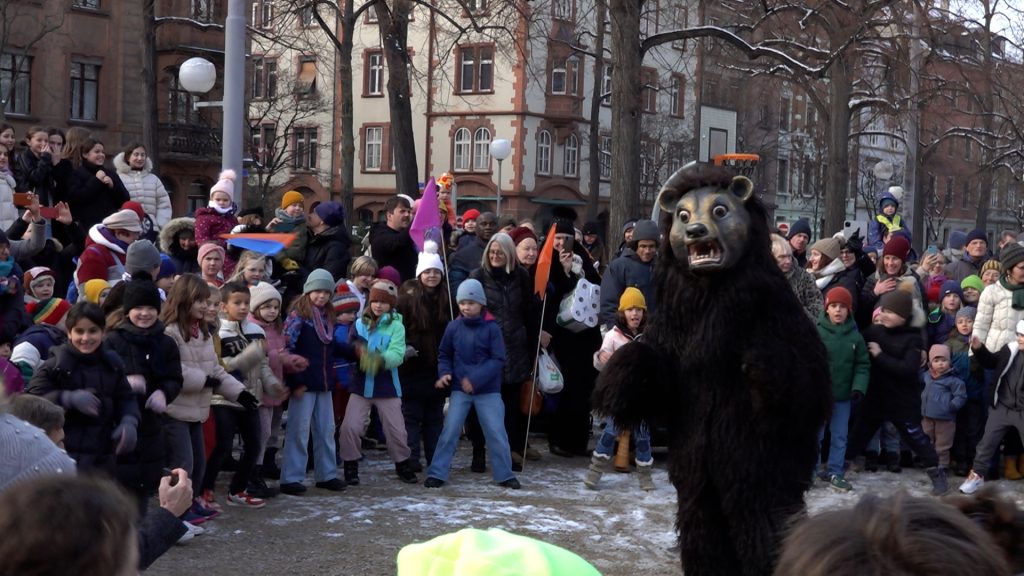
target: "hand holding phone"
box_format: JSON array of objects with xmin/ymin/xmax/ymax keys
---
[{"xmin": 13, "ymin": 192, "xmax": 32, "ymax": 207}]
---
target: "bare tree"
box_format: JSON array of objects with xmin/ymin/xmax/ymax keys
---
[{"xmin": 0, "ymin": 1, "xmax": 65, "ymax": 123}]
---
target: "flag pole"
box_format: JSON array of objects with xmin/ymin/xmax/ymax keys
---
[
  {"xmin": 520, "ymin": 292, "xmax": 548, "ymax": 472},
  {"xmin": 439, "ymin": 232, "xmax": 455, "ymax": 321}
]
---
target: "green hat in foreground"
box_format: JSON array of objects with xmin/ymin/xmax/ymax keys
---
[{"xmin": 397, "ymin": 528, "xmax": 602, "ymax": 576}]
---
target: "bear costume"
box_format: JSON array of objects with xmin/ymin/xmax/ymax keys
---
[{"xmin": 594, "ymin": 164, "xmax": 832, "ymax": 576}]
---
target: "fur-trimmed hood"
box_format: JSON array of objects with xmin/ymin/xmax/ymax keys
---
[
  {"xmin": 159, "ymin": 217, "xmax": 195, "ymax": 254},
  {"xmin": 113, "ymin": 152, "xmax": 153, "ymax": 176}
]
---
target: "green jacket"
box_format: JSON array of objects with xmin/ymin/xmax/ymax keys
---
[{"xmin": 816, "ymin": 312, "xmax": 870, "ymax": 401}]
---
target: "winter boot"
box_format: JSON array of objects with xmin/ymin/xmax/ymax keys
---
[
  {"xmin": 864, "ymin": 451, "xmax": 880, "ymax": 473},
  {"xmin": 343, "ymin": 460, "xmax": 360, "ymax": 486},
  {"xmin": 247, "ymin": 466, "xmax": 280, "ymax": 499},
  {"xmin": 1005, "ymin": 456, "xmax": 1023, "ymax": 480},
  {"xmin": 262, "ymin": 448, "xmax": 281, "ymax": 480},
  {"xmin": 396, "ymin": 459, "xmax": 419, "ymax": 484},
  {"xmin": 886, "ymin": 451, "xmax": 902, "ymax": 474},
  {"xmin": 614, "ymin": 431, "xmax": 631, "ymax": 473},
  {"xmin": 471, "ymin": 445, "xmax": 486, "ymax": 473},
  {"xmin": 927, "ymin": 466, "xmax": 949, "ymax": 496},
  {"xmin": 636, "ymin": 462, "xmax": 655, "ymax": 491},
  {"xmin": 583, "ymin": 454, "xmax": 611, "ymax": 490}
]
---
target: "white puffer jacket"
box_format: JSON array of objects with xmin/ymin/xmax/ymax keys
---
[
  {"xmin": 975, "ymin": 281, "xmax": 1024, "ymax": 352},
  {"xmin": 113, "ymin": 152, "xmax": 172, "ymax": 231},
  {"xmin": 0, "ymin": 171, "xmax": 18, "ymax": 232},
  {"xmin": 164, "ymin": 323, "xmax": 245, "ymax": 423}
]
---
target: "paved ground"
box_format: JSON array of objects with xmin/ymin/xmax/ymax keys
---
[{"xmin": 145, "ymin": 443, "xmax": 1024, "ymax": 576}]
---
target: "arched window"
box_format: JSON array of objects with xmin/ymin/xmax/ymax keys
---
[
  {"xmin": 564, "ymin": 134, "xmax": 578, "ymax": 177},
  {"xmin": 473, "ymin": 127, "xmax": 491, "ymax": 171},
  {"xmin": 536, "ymin": 130, "xmax": 551, "ymax": 175},
  {"xmin": 453, "ymin": 128, "xmax": 471, "ymax": 171}
]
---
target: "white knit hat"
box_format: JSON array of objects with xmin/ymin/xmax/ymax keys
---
[
  {"xmin": 249, "ymin": 281, "xmax": 281, "ymax": 312},
  {"xmin": 210, "ymin": 169, "xmax": 237, "ymax": 199},
  {"xmin": 415, "ymin": 240, "xmax": 445, "ymax": 278}
]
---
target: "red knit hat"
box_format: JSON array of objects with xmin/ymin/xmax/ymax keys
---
[
  {"xmin": 508, "ymin": 226, "xmax": 538, "ymax": 247},
  {"xmin": 462, "ymin": 209, "xmax": 480, "ymax": 222},
  {"xmin": 27, "ymin": 298, "xmax": 72, "ymax": 326},
  {"xmin": 882, "ymin": 235, "xmax": 911, "ymax": 261},
  {"xmin": 122, "ymin": 201, "xmax": 146, "ymax": 222},
  {"xmin": 825, "ymin": 287, "xmax": 853, "ymax": 310}
]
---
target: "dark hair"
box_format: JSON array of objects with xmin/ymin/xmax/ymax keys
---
[
  {"xmin": 289, "ymin": 292, "xmax": 334, "ymax": 332},
  {"xmin": 396, "ymin": 277, "xmax": 451, "ymax": 364},
  {"xmin": 0, "ymin": 123, "xmax": 12, "ymax": 135},
  {"xmin": 79, "ymin": 137, "xmax": 104, "ymax": 164},
  {"xmin": 24, "ymin": 125, "xmax": 47, "ymax": 141},
  {"xmin": 385, "ymin": 195, "xmax": 411, "ymax": 214},
  {"xmin": 46, "ymin": 127, "xmax": 65, "ymax": 143},
  {"xmin": 160, "ymin": 274, "xmax": 212, "ymax": 342},
  {"xmin": 5, "ymin": 394, "xmax": 65, "ymax": 434},
  {"xmin": 122, "ymin": 141, "xmax": 145, "ymax": 158},
  {"xmin": 0, "ymin": 475, "xmax": 137, "ymax": 576},
  {"xmin": 65, "ymin": 302, "xmax": 107, "ymax": 331},
  {"xmin": 220, "ymin": 281, "xmax": 250, "ymax": 301}
]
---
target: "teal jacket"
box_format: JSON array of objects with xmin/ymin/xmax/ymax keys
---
[
  {"xmin": 351, "ymin": 311, "xmax": 406, "ymax": 398},
  {"xmin": 816, "ymin": 312, "xmax": 871, "ymax": 401}
]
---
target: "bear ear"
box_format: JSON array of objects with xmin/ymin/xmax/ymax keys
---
[
  {"xmin": 729, "ymin": 176, "xmax": 754, "ymax": 202},
  {"xmin": 656, "ymin": 185, "xmax": 682, "ymax": 214}
]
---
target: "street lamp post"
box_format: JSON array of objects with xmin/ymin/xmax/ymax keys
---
[
  {"xmin": 490, "ymin": 138, "xmax": 511, "ymax": 216},
  {"xmin": 176, "ymin": 0, "xmax": 245, "ymax": 205}
]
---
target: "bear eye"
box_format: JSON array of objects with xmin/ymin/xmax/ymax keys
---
[
  {"xmin": 678, "ymin": 209, "xmax": 690, "ymax": 223},
  {"xmin": 712, "ymin": 205, "xmax": 728, "ymax": 219}
]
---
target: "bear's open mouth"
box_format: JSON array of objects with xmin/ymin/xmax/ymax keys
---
[{"xmin": 688, "ymin": 240, "xmax": 722, "ymax": 266}]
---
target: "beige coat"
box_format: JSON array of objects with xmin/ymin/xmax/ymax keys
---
[{"xmin": 164, "ymin": 323, "xmax": 245, "ymax": 423}]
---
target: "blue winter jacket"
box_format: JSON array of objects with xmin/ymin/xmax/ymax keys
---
[
  {"xmin": 283, "ymin": 309, "xmax": 333, "ymax": 393},
  {"xmin": 437, "ymin": 313, "xmax": 506, "ymax": 396},
  {"xmin": 332, "ymin": 322, "xmax": 355, "ymax": 390},
  {"xmin": 920, "ymin": 369, "xmax": 967, "ymax": 421}
]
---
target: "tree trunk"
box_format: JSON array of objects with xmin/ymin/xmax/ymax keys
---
[
  {"xmin": 377, "ymin": 0, "xmax": 420, "ymax": 198},
  {"xmin": 609, "ymin": 0, "xmax": 643, "ymax": 239},
  {"xmin": 587, "ymin": 0, "xmax": 607, "ymax": 221},
  {"xmin": 825, "ymin": 54, "xmax": 852, "ymax": 237},
  {"xmin": 339, "ymin": 6, "xmax": 355, "ymax": 216},
  {"xmin": 142, "ymin": 0, "xmax": 159, "ymax": 170}
]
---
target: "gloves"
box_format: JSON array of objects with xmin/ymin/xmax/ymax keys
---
[
  {"xmin": 64, "ymin": 390, "xmax": 101, "ymax": 416},
  {"xmin": 126, "ymin": 374, "xmax": 147, "ymax": 394},
  {"xmin": 850, "ymin": 390, "xmax": 864, "ymax": 404},
  {"xmin": 112, "ymin": 416, "xmax": 138, "ymax": 455},
  {"xmin": 360, "ymin": 352, "xmax": 383, "ymax": 376},
  {"xmin": 846, "ymin": 228, "xmax": 863, "ymax": 255},
  {"xmin": 236, "ymin": 390, "xmax": 259, "ymax": 411},
  {"xmin": 404, "ymin": 346, "xmax": 418, "ymax": 359},
  {"xmin": 204, "ymin": 375, "xmax": 220, "ymax": 389},
  {"xmin": 145, "ymin": 390, "xmax": 167, "ymax": 414}
]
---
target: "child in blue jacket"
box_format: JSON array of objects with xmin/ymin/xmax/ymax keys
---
[
  {"xmin": 921, "ymin": 343, "xmax": 966, "ymax": 472},
  {"xmin": 424, "ymin": 279, "xmax": 519, "ymax": 490}
]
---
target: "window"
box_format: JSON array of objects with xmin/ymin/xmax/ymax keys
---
[
  {"xmin": 192, "ymin": 0, "xmax": 215, "ymax": 21},
  {"xmin": 472, "ymin": 127, "xmax": 491, "ymax": 171},
  {"xmin": 672, "ymin": 5, "xmax": 689, "ymax": 50},
  {"xmin": 553, "ymin": 0, "xmax": 571, "ymax": 20},
  {"xmin": 252, "ymin": 0, "xmax": 274, "ymax": 28},
  {"xmin": 365, "ymin": 126, "xmax": 383, "ymax": 170},
  {"xmin": 779, "ymin": 95, "xmax": 791, "ymax": 131},
  {"xmin": 964, "ymin": 136, "xmax": 972, "ymax": 161},
  {"xmin": 805, "ymin": 101, "xmax": 817, "ymax": 127},
  {"xmin": 601, "ymin": 64, "xmax": 612, "ymax": 104},
  {"xmin": 599, "ymin": 135, "xmax": 611, "ymax": 180},
  {"xmin": 70, "ymin": 61, "xmax": 99, "ymax": 121},
  {"xmin": 73, "ymin": 0, "xmax": 100, "ymax": 8},
  {"xmin": 551, "ymin": 58, "xmax": 567, "ymax": 94},
  {"xmin": 251, "ymin": 57, "xmax": 276, "ymax": 99},
  {"xmin": 641, "ymin": 0, "xmax": 658, "ymax": 36},
  {"xmin": 168, "ymin": 73, "xmax": 194, "ymax": 124},
  {"xmin": 669, "ymin": 75, "xmax": 684, "ymax": 117},
  {"xmin": 777, "ymin": 158, "xmax": 789, "ymax": 195},
  {"xmin": 564, "ymin": 134, "xmax": 578, "ymax": 177},
  {"xmin": 568, "ymin": 56, "xmax": 580, "ymax": 95},
  {"xmin": 0, "ymin": 54, "xmax": 31, "ymax": 115},
  {"xmin": 250, "ymin": 123, "xmax": 277, "ymax": 165},
  {"xmin": 467, "ymin": 0, "xmax": 487, "ymax": 14},
  {"xmin": 365, "ymin": 51, "xmax": 384, "ymax": 96},
  {"xmin": 296, "ymin": 57, "xmax": 317, "ymax": 96},
  {"xmin": 300, "ymin": 4, "xmax": 315, "ymax": 26},
  {"xmin": 537, "ymin": 130, "xmax": 552, "ymax": 175},
  {"xmin": 453, "ymin": 128, "xmax": 471, "ymax": 171},
  {"xmin": 991, "ymin": 181, "xmax": 999, "ymax": 208},
  {"xmin": 945, "ymin": 176, "xmax": 954, "ymax": 208},
  {"xmin": 640, "ymin": 141, "xmax": 651, "ymax": 184},
  {"xmin": 367, "ymin": 7, "xmax": 378, "ymax": 22},
  {"xmin": 961, "ymin": 179, "xmax": 971, "ymax": 210},
  {"xmin": 292, "ymin": 127, "xmax": 317, "ymax": 170},
  {"xmin": 457, "ymin": 45, "xmax": 493, "ymax": 94},
  {"xmin": 641, "ymin": 69, "xmax": 657, "ymax": 113},
  {"xmin": 666, "ymin": 143, "xmax": 682, "ymax": 175}
]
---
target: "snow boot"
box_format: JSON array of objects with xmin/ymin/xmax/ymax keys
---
[
  {"xmin": 583, "ymin": 454, "xmax": 611, "ymax": 490},
  {"xmin": 614, "ymin": 430, "xmax": 631, "ymax": 473},
  {"xmin": 262, "ymin": 448, "xmax": 281, "ymax": 480},
  {"xmin": 886, "ymin": 451, "xmax": 902, "ymax": 474},
  {"xmin": 927, "ymin": 466, "xmax": 949, "ymax": 496},
  {"xmin": 396, "ymin": 459, "xmax": 419, "ymax": 484},
  {"xmin": 343, "ymin": 460, "xmax": 360, "ymax": 486},
  {"xmin": 636, "ymin": 462, "xmax": 655, "ymax": 491}
]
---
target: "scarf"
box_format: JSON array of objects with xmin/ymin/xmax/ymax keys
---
[
  {"xmin": 98, "ymin": 226, "xmax": 131, "ymax": 254},
  {"xmin": 273, "ymin": 208, "xmax": 306, "ymax": 233},
  {"xmin": 311, "ymin": 305, "xmax": 332, "ymax": 344},
  {"xmin": 190, "ymin": 319, "xmax": 202, "ymax": 339},
  {"xmin": 1000, "ymin": 276, "xmax": 1024, "ymax": 311},
  {"xmin": 207, "ymin": 200, "xmax": 237, "ymax": 216},
  {"xmin": 0, "ymin": 256, "xmax": 13, "ymax": 278},
  {"xmin": 814, "ymin": 258, "xmax": 846, "ymax": 289}
]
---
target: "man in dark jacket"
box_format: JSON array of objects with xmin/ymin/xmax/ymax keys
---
[
  {"xmin": 788, "ymin": 218, "xmax": 812, "ymax": 269},
  {"xmin": 304, "ymin": 201, "xmax": 351, "ymax": 281},
  {"xmin": 945, "ymin": 228, "xmax": 991, "ymax": 283},
  {"xmin": 448, "ymin": 211, "xmax": 497, "ymax": 297},
  {"xmin": 600, "ymin": 219, "xmax": 658, "ymax": 328},
  {"xmin": 369, "ymin": 196, "xmax": 417, "ymax": 282}
]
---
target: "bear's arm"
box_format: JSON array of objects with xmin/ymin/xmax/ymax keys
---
[{"xmin": 592, "ymin": 340, "xmax": 670, "ymax": 430}]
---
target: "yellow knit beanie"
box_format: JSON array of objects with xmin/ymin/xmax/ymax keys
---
[
  {"xmin": 618, "ymin": 287, "xmax": 647, "ymax": 311},
  {"xmin": 281, "ymin": 190, "xmax": 304, "ymax": 209}
]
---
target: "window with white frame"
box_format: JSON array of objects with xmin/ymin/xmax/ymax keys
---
[
  {"xmin": 467, "ymin": 0, "xmax": 487, "ymax": 13},
  {"xmin": 0, "ymin": 54, "xmax": 31, "ymax": 115},
  {"xmin": 453, "ymin": 128, "xmax": 471, "ymax": 171},
  {"xmin": 252, "ymin": 0, "xmax": 274, "ymax": 28},
  {"xmin": 300, "ymin": 4, "xmax": 315, "ymax": 26},
  {"xmin": 250, "ymin": 123, "xmax": 277, "ymax": 165},
  {"xmin": 599, "ymin": 135, "xmax": 611, "ymax": 180},
  {"xmin": 70, "ymin": 61, "xmax": 100, "ymax": 121},
  {"xmin": 961, "ymin": 179, "xmax": 971, "ymax": 210},
  {"xmin": 537, "ymin": 130, "xmax": 552, "ymax": 175},
  {"xmin": 457, "ymin": 46, "xmax": 493, "ymax": 94},
  {"xmin": 192, "ymin": 0, "xmax": 215, "ymax": 21},
  {"xmin": 777, "ymin": 158, "xmax": 789, "ymax": 195},
  {"xmin": 568, "ymin": 56, "xmax": 580, "ymax": 95},
  {"xmin": 473, "ymin": 127, "xmax": 491, "ymax": 171},
  {"xmin": 564, "ymin": 134, "xmax": 579, "ymax": 177},
  {"xmin": 251, "ymin": 57, "xmax": 276, "ymax": 99},
  {"xmin": 292, "ymin": 127, "xmax": 317, "ymax": 170},
  {"xmin": 640, "ymin": 141, "xmax": 653, "ymax": 183},
  {"xmin": 669, "ymin": 75, "xmax": 683, "ymax": 117},
  {"xmin": 553, "ymin": 0, "xmax": 571, "ymax": 20},
  {"xmin": 366, "ymin": 51, "xmax": 384, "ymax": 96},
  {"xmin": 365, "ymin": 126, "xmax": 383, "ymax": 170},
  {"xmin": 168, "ymin": 73, "xmax": 194, "ymax": 124},
  {"xmin": 601, "ymin": 64, "xmax": 612, "ymax": 103},
  {"xmin": 551, "ymin": 58, "xmax": 567, "ymax": 94}
]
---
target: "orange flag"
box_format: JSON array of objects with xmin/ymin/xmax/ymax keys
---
[{"xmin": 534, "ymin": 224, "xmax": 557, "ymax": 297}]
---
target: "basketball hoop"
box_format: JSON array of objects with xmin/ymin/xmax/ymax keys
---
[{"xmin": 713, "ymin": 153, "xmax": 760, "ymax": 177}]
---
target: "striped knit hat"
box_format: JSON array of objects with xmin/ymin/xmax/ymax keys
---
[
  {"xmin": 332, "ymin": 285, "xmax": 360, "ymax": 314},
  {"xmin": 27, "ymin": 298, "xmax": 72, "ymax": 326}
]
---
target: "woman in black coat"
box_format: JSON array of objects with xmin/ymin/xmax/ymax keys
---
[{"xmin": 67, "ymin": 138, "xmax": 130, "ymax": 231}]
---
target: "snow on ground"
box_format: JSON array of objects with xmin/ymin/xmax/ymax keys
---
[{"xmin": 146, "ymin": 442, "xmax": 1024, "ymax": 576}]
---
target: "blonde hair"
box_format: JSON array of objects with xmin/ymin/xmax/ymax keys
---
[
  {"xmin": 228, "ymin": 250, "xmax": 267, "ymax": 285},
  {"xmin": 770, "ymin": 233, "xmax": 793, "ymax": 258},
  {"xmin": 349, "ymin": 255, "xmax": 378, "ymax": 278},
  {"xmin": 481, "ymin": 233, "xmax": 517, "ymax": 273}
]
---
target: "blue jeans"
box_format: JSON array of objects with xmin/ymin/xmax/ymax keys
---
[
  {"xmin": 281, "ymin": 390, "xmax": 338, "ymax": 484},
  {"xmin": 427, "ymin": 391, "xmax": 515, "ymax": 483},
  {"xmin": 594, "ymin": 417, "xmax": 652, "ymax": 464},
  {"xmin": 868, "ymin": 421, "xmax": 901, "ymax": 454},
  {"xmin": 818, "ymin": 401, "xmax": 851, "ymax": 476}
]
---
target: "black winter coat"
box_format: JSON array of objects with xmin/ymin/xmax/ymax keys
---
[
  {"xmin": 105, "ymin": 321, "xmax": 183, "ymax": 492},
  {"xmin": 600, "ymin": 248, "xmax": 656, "ymax": 328},
  {"xmin": 469, "ymin": 265, "xmax": 538, "ymax": 383},
  {"xmin": 396, "ymin": 281, "xmax": 450, "ymax": 398},
  {"xmin": 305, "ymin": 225, "xmax": 352, "ymax": 281},
  {"xmin": 13, "ymin": 149, "xmax": 71, "ymax": 206},
  {"xmin": 369, "ymin": 222, "xmax": 417, "ymax": 282},
  {"xmin": 26, "ymin": 342, "xmax": 140, "ymax": 472},
  {"xmin": 861, "ymin": 323, "xmax": 925, "ymax": 422},
  {"xmin": 68, "ymin": 161, "xmax": 130, "ymax": 232}
]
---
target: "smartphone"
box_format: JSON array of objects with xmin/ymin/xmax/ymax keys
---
[
  {"xmin": 162, "ymin": 467, "xmax": 179, "ymax": 487},
  {"xmin": 562, "ymin": 236, "xmax": 574, "ymax": 253},
  {"xmin": 926, "ymin": 245, "xmax": 939, "ymax": 255},
  {"xmin": 13, "ymin": 192, "xmax": 32, "ymax": 207},
  {"xmin": 40, "ymin": 206, "xmax": 59, "ymax": 220}
]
